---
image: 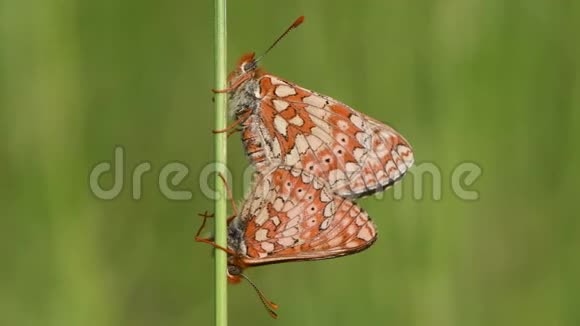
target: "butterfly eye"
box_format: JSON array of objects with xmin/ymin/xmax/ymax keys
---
[
  {"xmin": 297, "ymin": 188, "xmax": 303, "ymax": 193},
  {"xmin": 324, "ymin": 157, "xmax": 331, "ymax": 163},
  {"xmin": 227, "ymin": 265, "xmax": 242, "ymax": 276},
  {"xmin": 242, "ymin": 61, "xmax": 257, "ymax": 72}
]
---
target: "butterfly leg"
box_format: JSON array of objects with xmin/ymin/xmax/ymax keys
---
[
  {"xmin": 212, "ymin": 110, "xmax": 251, "ymax": 135},
  {"xmin": 195, "ymin": 211, "xmax": 235, "ymax": 255},
  {"xmin": 212, "ymin": 118, "xmax": 243, "ymax": 134},
  {"xmin": 194, "ymin": 173, "xmax": 238, "ymax": 254},
  {"xmin": 227, "ymin": 128, "xmax": 242, "ymax": 137},
  {"xmin": 211, "ymin": 74, "xmax": 251, "ymax": 93},
  {"xmin": 195, "ymin": 211, "xmax": 214, "ymax": 238},
  {"xmin": 217, "ymin": 172, "xmax": 239, "ymax": 217}
]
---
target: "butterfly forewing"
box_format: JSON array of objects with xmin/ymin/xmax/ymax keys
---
[
  {"xmin": 229, "ymin": 166, "xmax": 377, "ymax": 266},
  {"xmin": 237, "ymin": 74, "xmax": 414, "ymax": 198}
]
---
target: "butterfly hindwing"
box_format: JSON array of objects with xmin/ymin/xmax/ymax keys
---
[{"xmin": 232, "ymin": 167, "xmax": 377, "ymax": 266}]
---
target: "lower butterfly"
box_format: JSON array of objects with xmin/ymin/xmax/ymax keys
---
[{"xmin": 196, "ymin": 166, "xmax": 377, "ymax": 318}]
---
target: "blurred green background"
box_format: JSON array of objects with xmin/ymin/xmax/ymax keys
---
[{"xmin": 1, "ymin": 0, "xmax": 579, "ymax": 325}]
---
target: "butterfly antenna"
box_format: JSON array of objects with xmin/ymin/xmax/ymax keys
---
[
  {"xmin": 255, "ymin": 16, "xmax": 305, "ymax": 64},
  {"xmin": 239, "ymin": 273, "xmax": 279, "ymax": 319}
]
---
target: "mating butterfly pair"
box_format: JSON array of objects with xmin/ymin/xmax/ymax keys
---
[{"xmin": 198, "ymin": 16, "xmax": 414, "ymax": 317}]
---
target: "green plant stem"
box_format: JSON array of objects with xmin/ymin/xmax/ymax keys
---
[{"xmin": 213, "ymin": 0, "xmax": 228, "ymax": 325}]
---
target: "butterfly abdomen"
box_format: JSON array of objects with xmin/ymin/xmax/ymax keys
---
[{"xmin": 240, "ymin": 115, "xmax": 272, "ymax": 171}]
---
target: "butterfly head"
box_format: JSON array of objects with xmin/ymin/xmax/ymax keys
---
[
  {"xmin": 226, "ymin": 52, "xmax": 262, "ymax": 90},
  {"xmin": 226, "ymin": 264, "xmax": 243, "ymax": 283},
  {"xmin": 238, "ymin": 53, "xmax": 259, "ymax": 73}
]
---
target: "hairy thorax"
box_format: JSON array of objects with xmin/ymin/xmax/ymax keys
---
[
  {"xmin": 229, "ymin": 78, "xmax": 261, "ymax": 118},
  {"xmin": 227, "ymin": 216, "xmax": 247, "ymax": 256}
]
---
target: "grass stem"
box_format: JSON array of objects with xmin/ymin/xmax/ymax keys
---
[{"xmin": 213, "ymin": 0, "xmax": 228, "ymax": 325}]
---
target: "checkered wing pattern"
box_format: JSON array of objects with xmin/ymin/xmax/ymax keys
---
[
  {"xmin": 228, "ymin": 167, "xmax": 377, "ymax": 266},
  {"xmin": 236, "ymin": 72, "xmax": 414, "ymax": 198}
]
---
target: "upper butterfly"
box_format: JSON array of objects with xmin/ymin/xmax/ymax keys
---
[{"xmin": 215, "ymin": 16, "xmax": 414, "ymax": 198}]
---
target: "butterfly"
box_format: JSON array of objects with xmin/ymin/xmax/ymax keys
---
[
  {"xmin": 196, "ymin": 166, "xmax": 377, "ymax": 318},
  {"xmin": 215, "ymin": 16, "xmax": 414, "ymax": 198}
]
